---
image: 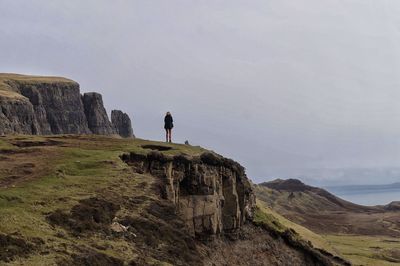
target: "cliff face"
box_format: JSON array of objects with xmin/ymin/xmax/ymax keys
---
[
  {"xmin": 0, "ymin": 92, "xmax": 39, "ymax": 135},
  {"xmin": 0, "ymin": 74, "xmax": 134, "ymax": 138},
  {"xmin": 83, "ymin": 93, "xmax": 116, "ymax": 135},
  {"xmin": 16, "ymin": 81, "xmax": 91, "ymax": 135},
  {"xmin": 122, "ymin": 151, "xmax": 256, "ymax": 238},
  {"xmin": 111, "ymin": 110, "xmax": 134, "ymax": 138}
]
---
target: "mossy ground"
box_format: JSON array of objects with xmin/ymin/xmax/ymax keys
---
[{"xmin": 0, "ymin": 135, "xmax": 205, "ymax": 265}]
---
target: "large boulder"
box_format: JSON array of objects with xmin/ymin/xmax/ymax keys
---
[
  {"xmin": 111, "ymin": 110, "xmax": 134, "ymax": 138},
  {"xmin": 82, "ymin": 93, "xmax": 116, "ymax": 135}
]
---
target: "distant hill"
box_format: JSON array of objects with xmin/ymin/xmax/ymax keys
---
[
  {"xmin": 256, "ymin": 179, "xmax": 400, "ymax": 237},
  {"xmin": 256, "ymin": 179, "xmax": 400, "ymax": 265},
  {"xmin": 259, "ymin": 178, "xmax": 372, "ymax": 212},
  {"xmin": 278, "ymin": 167, "xmax": 400, "ymax": 187},
  {"xmin": 325, "ymin": 182, "xmax": 400, "ymax": 193}
]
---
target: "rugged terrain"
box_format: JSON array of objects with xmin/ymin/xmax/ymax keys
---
[
  {"xmin": 0, "ymin": 74, "xmax": 133, "ymax": 137},
  {"xmin": 0, "ymin": 135, "xmax": 348, "ymax": 265},
  {"xmin": 256, "ymin": 179, "xmax": 400, "ymax": 265}
]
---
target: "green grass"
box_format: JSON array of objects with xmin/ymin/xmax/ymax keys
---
[
  {"xmin": 0, "ymin": 135, "xmax": 207, "ymax": 265},
  {"xmin": 324, "ymin": 235, "xmax": 400, "ymax": 266},
  {"xmin": 0, "ymin": 138, "xmax": 15, "ymax": 150},
  {"xmin": 0, "ymin": 147, "xmax": 129, "ymax": 234},
  {"xmin": 256, "ymin": 200, "xmax": 339, "ymax": 256},
  {"xmin": 253, "ymin": 203, "xmax": 286, "ymax": 233}
]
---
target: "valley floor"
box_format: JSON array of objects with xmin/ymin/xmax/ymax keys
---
[
  {"xmin": 323, "ymin": 235, "xmax": 400, "ymax": 266},
  {"xmin": 255, "ymin": 183, "xmax": 400, "ymax": 266}
]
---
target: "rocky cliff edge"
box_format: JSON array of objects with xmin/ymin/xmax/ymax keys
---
[{"xmin": 0, "ymin": 73, "xmax": 134, "ymax": 138}]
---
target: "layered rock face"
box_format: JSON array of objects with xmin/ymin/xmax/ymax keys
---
[
  {"xmin": 0, "ymin": 92, "xmax": 39, "ymax": 135},
  {"xmin": 111, "ymin": 110, "xmax": 134, "ymax": 138},
  {"xmin": 122, "ymin": 151, "xmax": 255, "ymax": 238},
  {"xmin": 83, "ymin": 93, "xmax": 116, "ymax": 135},
  {"xmin": 17, "ymin": 81, "xmax": 91, "ymax": 135},
  {"xmin": 0, "ymin": 74, "xmax": 134, "ymax": 138}
]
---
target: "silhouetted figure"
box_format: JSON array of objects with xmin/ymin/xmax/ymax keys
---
[{"xmin": 164, "ymin": 112, "xmax": 173, "ymax": 143}]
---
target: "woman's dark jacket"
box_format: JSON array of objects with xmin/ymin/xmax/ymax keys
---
[{"xmin": 164, "ymin": 115, "xmax": 173, "ymax": 129}]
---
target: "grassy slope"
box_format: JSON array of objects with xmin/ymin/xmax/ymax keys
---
[
  {"xmin": 255, "ymin": 184, "xmax": 400, "ymax": 266},
  {"xmin": 0, "ymin": 135, "xmax": 205, "ymax": 265},
  {"xmin": 256, "ymin": 200, "xmax": 339, "ymax": 256}
]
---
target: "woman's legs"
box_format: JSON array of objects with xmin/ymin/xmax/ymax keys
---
[{"xmin": 165, "ymin": 129, "xmax": 172, "ymax": 142}]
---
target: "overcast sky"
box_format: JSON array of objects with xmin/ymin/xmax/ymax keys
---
[{"xmin": 1, "ymin": 0, "xmax": 400, "ymax": 185}]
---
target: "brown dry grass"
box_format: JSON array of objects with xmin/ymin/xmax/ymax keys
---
[{"xmin": 0, "ymin": 73, "xmax": 77, "ymax": 100}]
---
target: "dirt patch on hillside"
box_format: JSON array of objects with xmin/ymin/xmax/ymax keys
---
[
  {"xmin": 0, "ymin": 233, "xmax": 40, "ymax": 262},
  {"xmin": 61, "ymin": 249, "xmax": 124, "ymax": 266},
  {"xmin": 120, "ymin": 200, "xmax": 202, "ymax": 266},
  {"xmin": 10, "ymin": 139, "xmax": 64, "ymax": 148},
  {"xmin": 48, "ymin": 197, "xmax": 120, "ymax": 235},
  {"xmin": 0, "ymin": 148, "xmax": 59, "ymax": 188},
  {"xmin": 283, "ymin": 211, "xmax": 400, "ymax": 237},
  {"xmin": 202, "ymin": 224, "xmax": 347, "ymax": 266},
  {"xmin": 141, "ymin": 144, "xmax": 172, "ymax": 151}
]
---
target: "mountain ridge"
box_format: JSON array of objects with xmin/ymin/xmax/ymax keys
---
[
  {"xmin": 256, "ymin": 178, "xmax": 400, "ymax": 265},
  {"xmin": 260, "ymin": 178, "xmax": 400, "ymax": 209}
]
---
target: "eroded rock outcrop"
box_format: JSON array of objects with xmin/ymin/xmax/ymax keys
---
[
  {"xmin": 83, "ymin": 93, "xmax": 116, "ymax": 135},
  {"xmin": 111, "ymin": 110, "xmax": 134, "ymax": 138},
  {"xmin": 121, "ymin": 151, "xmax": 255, "ymax": 238},
  {"xmin": 0, "ymin": 74, "xmax": 134, "ymax": 138}
]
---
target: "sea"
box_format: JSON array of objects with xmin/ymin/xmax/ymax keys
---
[{"xmin": 324, "ymin": 184, "xmax": 400, "ymax": 206}]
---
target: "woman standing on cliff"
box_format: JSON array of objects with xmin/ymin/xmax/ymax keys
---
[{"xmin": 164, "ymin": 112, "xmax": 173, "ymax": 143}]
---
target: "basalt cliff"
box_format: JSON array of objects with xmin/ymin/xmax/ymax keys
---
[
  {"xmin": 0, "ymin": 74, "xmax": 134, "ymax": 137},
  {"xmin": 121, "ymin": 150, "xmax": 256, "ymax": 238}
]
